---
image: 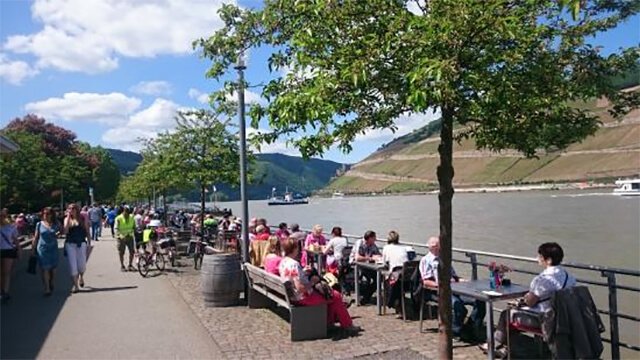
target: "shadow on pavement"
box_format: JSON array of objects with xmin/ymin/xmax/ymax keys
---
[
  {"xmin": 81, "ymin": 285, "xmax": 137, "ymax": 293},
  {"xmin": 1, "ymin": 247, "xmax": 71, "ymax": 359}
]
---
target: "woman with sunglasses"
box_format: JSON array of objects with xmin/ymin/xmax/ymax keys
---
[
  {"xmin": 32, "ymin": 207, "xmax": 60, "ymax": 296},
  {"xmin": 64, "ymin": 204, "xmax": 91, "ymax": 293}
]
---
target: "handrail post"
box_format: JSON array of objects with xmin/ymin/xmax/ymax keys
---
[
  {"xmin": 466, "ymin": 252, "xmax": 478, "ymax": 280},
  {"xmin": 602, "ymin": 270, "xmax": 620, "ymax": 359}
]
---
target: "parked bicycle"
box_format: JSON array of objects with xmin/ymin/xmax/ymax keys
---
[
  {"xmin": 156, "ymin": 226, "xmax": 177, "ymax": 267},
  {"xmin": 191, "ymin": 228, "xmax": 215, "ymax": 270},
  {"xmin": 136, "ymin": 246, "xmax": 165, "ymax": 277},
  {"xmin": 135, "ymin": 220, "xmax": 167, "ymax": 277}
]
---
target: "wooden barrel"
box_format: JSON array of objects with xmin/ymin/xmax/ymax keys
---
[{"xmin": 201, "ymin": 253, "xmax": 242, "ymax": 307}]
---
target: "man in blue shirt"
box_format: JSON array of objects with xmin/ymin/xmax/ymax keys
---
[
  {"xmin": 106, "ymin": 206, "xmax": 117, "ymax": 237},
  {"xmin": 419, "ymin": 236, "xmax": 486, "ymax": 339}
]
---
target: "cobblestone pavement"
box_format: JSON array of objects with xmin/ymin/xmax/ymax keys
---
[{"xmin": 166, "ymin": 265, "xmax": 487, "ymax": 360}]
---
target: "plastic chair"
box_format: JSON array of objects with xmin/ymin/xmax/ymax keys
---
[
  {"xmin": 399, "ymin": 260, "xmax": 420, "ymax": 321},
  {"xmin": 337, "ymin": 246, "xmax": 354, "ymax": 295},
  {"xmin": 419, "ymin": 286, "xmax": 439, "ymax": 332},
  {"xmin": 506, "ymin": 307, "xmax": 545, "ymax": 360}
]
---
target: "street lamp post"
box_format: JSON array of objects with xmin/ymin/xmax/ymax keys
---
[{"xmin": 235, "ymin": 53, "xmax": 250, "ymax": 265}]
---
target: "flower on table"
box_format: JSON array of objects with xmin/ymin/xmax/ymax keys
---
[{"xmin": 488, "ymin": 261, "xmax": 511, "ymax": 275}]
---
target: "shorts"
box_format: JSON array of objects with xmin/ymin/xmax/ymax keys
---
[
  {"xmin": 0, "ymin": 248, "xmax": 17, "ymax": 259},
  {"xmin": 117, "ymin": 235, "xmax": 134, "ymax": 254}
]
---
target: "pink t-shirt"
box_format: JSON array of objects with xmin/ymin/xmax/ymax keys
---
[
  {"xmin": 263, "ymin": 254, "xmax": 282, "ymax": 275},
  {"xmin": 304, "ymin": 233, "xmax": 327, "ymax": 247}
]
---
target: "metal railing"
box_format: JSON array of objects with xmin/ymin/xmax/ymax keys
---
[{"xmin": 291, "ymin": 226, "xmax": 639, "ymax": 359}]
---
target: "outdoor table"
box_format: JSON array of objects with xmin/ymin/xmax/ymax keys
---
[
  {"xmin": 305, "ymin": 247, "xmax": 326, "ymax": 273},
  {"xmin": 354, "ymin": 261, "xmax": 389, "ymax": 315},
  {"xmin": 451, "ymin": 280, "xmax": 528, "ymax": 360}
]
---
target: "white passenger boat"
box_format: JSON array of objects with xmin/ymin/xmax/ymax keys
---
[{"xmin": 613, "ymin": 179, "xmax": 640, "ymax": 196}]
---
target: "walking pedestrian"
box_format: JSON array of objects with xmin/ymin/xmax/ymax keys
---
[
  {"xmin": 0, "ymin": 208, "xmax": 21, "ymax": 303},
  {"xmin": 115, "ymin": 207, "xmax": 136, "ymax": 271},
  {"xmin": 32, "ymin": 207, "xmax": 60, "ymax": 296},
  {"xmin": 106, "ymin": 206, "xmax": 117, "ymax": 237},
  {"xmin": 88, "ymin": 203, "xmax": 102, "ymax": 242},
  {"xmin": 64, "ymin": 204, "xmax": 90, "ymax": 293}
]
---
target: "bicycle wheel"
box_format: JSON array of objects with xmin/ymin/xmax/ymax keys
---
[
  {"xmin": 138, "ymin": 255, "xmax": 150, "ymax": 277},
  {"xmin": 155, "ymin": 252, "xmax": 166, "ymax": 271}
]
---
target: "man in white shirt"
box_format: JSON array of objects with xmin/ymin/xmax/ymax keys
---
[{"xmin": 419, "ymin": 236, "xmax": 485, "ymax": 339}]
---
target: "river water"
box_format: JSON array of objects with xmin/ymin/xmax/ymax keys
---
[{"xmin": 215, "ymin": 190, "xmax": 640, "ymax": 355}]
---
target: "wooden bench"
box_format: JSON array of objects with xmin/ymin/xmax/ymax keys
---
[{"xmin": 244, "ymin": 263, "xmax": 327, "ymax": 341}]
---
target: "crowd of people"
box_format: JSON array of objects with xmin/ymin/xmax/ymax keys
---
[
  {"xmin": 0, "ymin": 203, "xmax": 201, "ymax": 300},
  {"xmin": 1, "ymin": 206, "xmax": 585, "ymax": 355},
  {"xmin": 244, "ymin": 218, "xmax": 581, "ymax": 351}
]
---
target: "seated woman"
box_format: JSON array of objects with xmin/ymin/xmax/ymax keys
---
[
  {"xmin": 301, "ymin": 224, "xmax": 327, "ymax": 268},
  {"xmin": 382, "ymin": 230, "xmax": 409, "ymax": 310},
  {"xmin": 481, "ymin": 242, "xmax": 577, "ymax": 354},
  {"xmin": 279, "ymin": 238, "xmax": 360, "ymax": 335},
  {"xmin": 324, "ymin": 226, "xmax": 348, "ymax": 275},
  {"xmin": 263, "ymin": 236, "xmax": 282, "ymax": 275}
]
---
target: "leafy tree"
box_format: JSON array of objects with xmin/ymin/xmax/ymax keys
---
[
  {"xmin": 163, "ymin": 109, "xmax": 242, "ymax": 229},
  {"xmin": 198, "ymin": 0, "xmax": 638, "ymax": 356},
  {"xmin": 118, "ymin": 107, "xmax": 245, "ymax": 228},
  {"xmin": 5, "ymin": 115, "xmax": 77, "ymax": 156},
  {"xmin": 1, "ymin": 115, "xmax": 120, "ymax": 211}
]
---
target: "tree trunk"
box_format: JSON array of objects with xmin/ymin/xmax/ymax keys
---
[
  {"xmin": 437, "ymin": 106, "xmax": 455, "ymax": 359},
  {"xmin": 200, "ymin": 184, "xmax": 205, "ymax": 233}
]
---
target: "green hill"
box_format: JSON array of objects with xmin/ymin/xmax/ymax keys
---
[
  {"xmin": 106, "ymin": 148, "xmax": 142, "ymax": 175},
  {"xmin": 325, "ymin": 93, "xmax": 640, "ymax": 194},
  {"xmin": 106, "ymin": 149, "xmax": 346, "ymax": 200}
]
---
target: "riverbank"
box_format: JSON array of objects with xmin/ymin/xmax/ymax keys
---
[{"xmin": 315, "ymin": 181, "xmax": 615, "ymax": 198}]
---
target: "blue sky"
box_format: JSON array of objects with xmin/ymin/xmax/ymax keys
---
[{"xmin": 0, "ymin": 0, "xmax": 638, "ymax": 164}]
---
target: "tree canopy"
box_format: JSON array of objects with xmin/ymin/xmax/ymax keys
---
[
  {"xmin": 1, "ymin": 115, "xmax": 121, "ymax": 212},
  {"xmin": 198, "ymin": 0, "xmax": 638, "ymax": 357},
  {"xmin": 117, "ymin": 108, "xmax": 245, "ymax": 224}
]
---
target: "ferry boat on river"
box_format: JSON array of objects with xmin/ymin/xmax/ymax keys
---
[
  {"xmin": 268, "ymin": 187, "xmax": 309, "ymax": 206},
  {"xmin": 613, "ymin": 178, "xmax": 640, "ymax": 196}
]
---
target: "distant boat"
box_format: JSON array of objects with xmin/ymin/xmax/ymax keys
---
[
  {"xmin": 613, "ymin": 179, "xmax": 640, "ymax": 196},
  {"xmin": 268, "ymin": 187, "xmax": 309, "ymax": 206},
  {"xmin": 332, "ymin": 191, "xmax": 345, "ymax": 198}
]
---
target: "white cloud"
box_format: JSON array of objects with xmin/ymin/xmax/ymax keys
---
[
  {"xmin": 225, "ymin": 90, "xmax": 266, "ymax": 105},
  {"xmin": 130, "ymin": 81, "xmax": 172, "ymax": 96},
  {"xmin": 128, "ymin": 98, "xmax": 179, "ymax": 129},
  {"xmin": 3, "ymin": 0, "xmax": 231, "ymax": 74},
  {"xmin": 188, "ymin": 88, "xmax": 210, "ymax": 104},
  {"xmin": 189, "ymin": 87, "xmax": 266, "ymax": 106},
  {"xmin": 355, "ymin": 109, "xmax": 441, "ymax": 142},
  {"xmin": 24, "ymin": 92, "xmax": 141, "ymax": 124},
  {"xmin": 0, "ymin": 54, "xmax": 39, "ymax": 85},
  {"xmin": 247, "ymin": 128, "xmax": 299, "ymax": 156},
  {"xmin": 102, "ymin": 98, "xmax": 180, "ymax": 150}
]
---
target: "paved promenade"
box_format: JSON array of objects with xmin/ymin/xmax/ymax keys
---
[
  {"xmin": 1, "ymin": 232, "xmax": 221, "ymax": 359},
  {"xmin": 1, "ymin": 232, "xmax": 492, "ymax": 359}
]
